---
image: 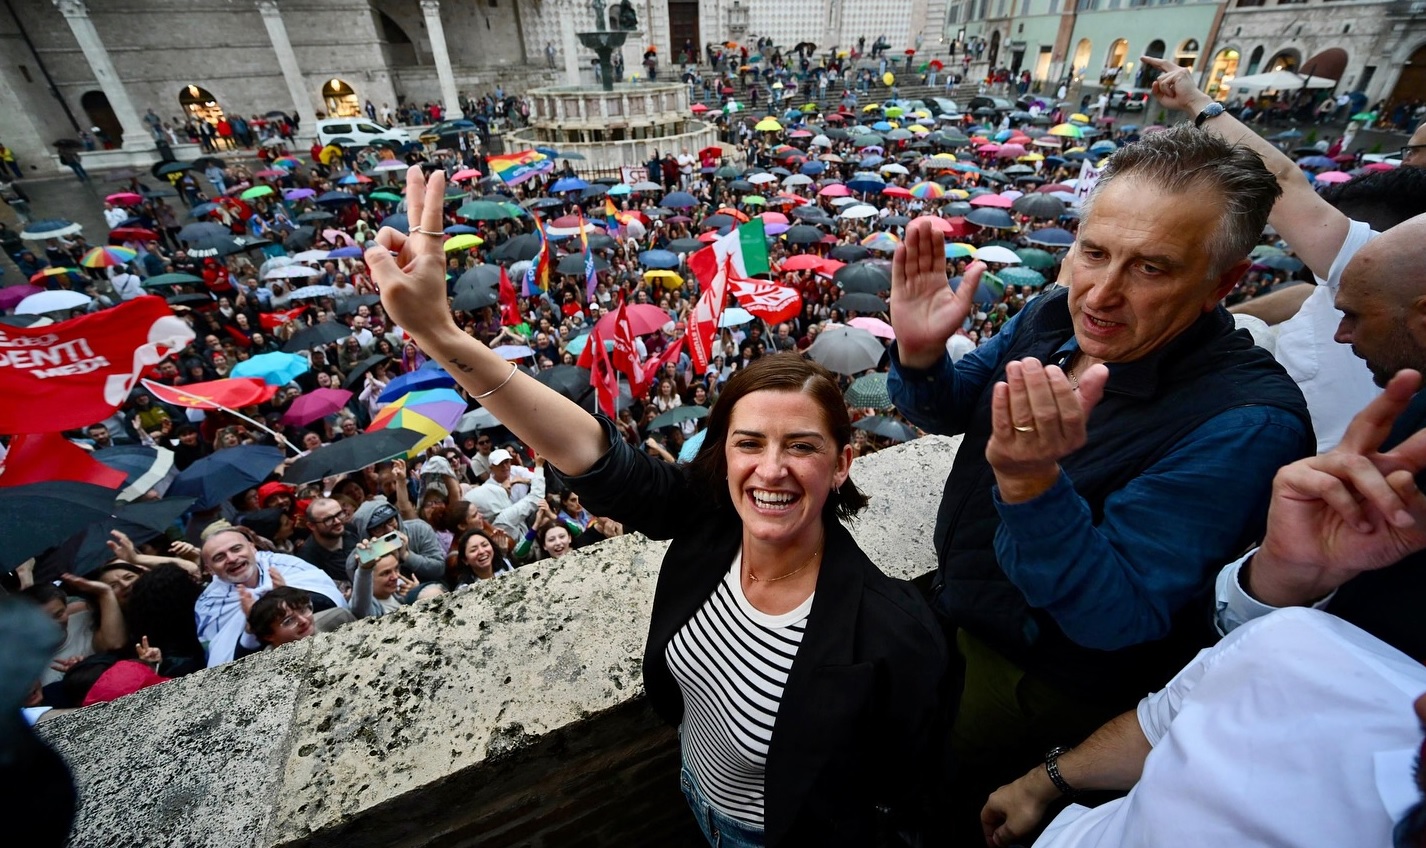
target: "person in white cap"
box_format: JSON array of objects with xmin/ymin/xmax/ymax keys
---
[{"xmin": 462, "ymin": 448, "xmax": 546, "ymax": 538}]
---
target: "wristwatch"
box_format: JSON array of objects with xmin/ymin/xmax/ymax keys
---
[{"xmin": 1195, "ymin": 101, "xmax": 1226, "ymax": 128}]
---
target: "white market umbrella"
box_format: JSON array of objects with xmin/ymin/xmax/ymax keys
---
[{"xmin": 1224, "ymin": 70, "xmax": 1337, "ymax": 92}]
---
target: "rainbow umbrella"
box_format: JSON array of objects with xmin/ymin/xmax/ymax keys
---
[
  {"xmin": 909, "ymin": 181, "xmax": 945, "ymax": 199},
  {"xmin": 80, "ymin": 245, "xmax": 138, "ymax": 268},
  {"xmin": 273, "ymin": 156, "xmax": 303, "ymax": 169},
  {"xmin": 1049, "ymin": 123, "xmax": 1085, "ymax": 139},
  {"xmin": 27, "ymin": 267, "xmax": 86, "ymax": 285},
  {"xmin": 945, "ymin": 242, "xmax": 976, "ymax": 259},
  {"xmin": 368, "ymin": 387, "xmax": 467, "ymax": 455},
  {"xmin": 860, "ymin": 232, "xmax": 902, "ymax": 253}
]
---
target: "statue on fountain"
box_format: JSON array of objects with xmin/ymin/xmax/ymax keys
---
[
  {"xmin": 589, "ymin": 0, "xmax": 607, "ymax": 30},
  {"xmin": 615, "ymin": 0, "xmax": 637, "ymax": 30}
]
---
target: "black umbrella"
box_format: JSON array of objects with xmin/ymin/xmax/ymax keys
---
[
  {"xmin": 831, "ymin": 292, "xmax": 887, "ymax": 313},
  {"xmin": 35, "ymin": 497, "xmax": 197, "ymax": 581},
  {"xmin": 166, "ymin": 292, "xmax": 215, "ymax": 307},
  {"xmin": 167, "ymin": 446, "xmax": 285, "ymax": 511},
  {"xmin": 297, "ymin": 210, "xmax": 335, "ymax": 223},
  {"xmin": 1011, "ymin": 194, "xmax": 1065, "ymax": 220},
  {"xmin": 791, "ymin": 206, "xmax": 832, "ymax": 222},
  {"xmin": 191, "ymin": 156, "xmax": 225, "ymax": 171},
  {"xmin": 283, "ymin": 321, "xmax": 351, "ymax": 352},
  {"xmin": 729, "ymin": 179, "xmax": 756, "ymax": 192},
  {"xmin": 284, "ymin": 226, "xmax": 317, "ymax": 250},
  {"xmin": 456, "ymin": 265, "xmax": 502, "ymax": 289},
  {"xmin": 854, "ymin": 415, "xmax": 918, "ymax": 442},
  {"xmin": 284, "ymin": 430, "xmax": 423, "ymax": 485},
  {"xmin": 533, "ymin": 365, "xmax": 592, "ymax": 400},
  {"xmin": 0, "ymin": 482, "xmax": 124, "ymax": 571},
  {"xmin": 666, "ymin": 238, "xmax": 704, "ymax": 254},
  {"xmin": 785, "ymin": 225, "xmax": 825, "ymax": 245},
  {"xmin": 315, "ymin": 190, "xmax": 358, "ymax": 205},
  {"xmin": 828, "ymin": 244, "xmax": 871, "ymax": 263},
  {"xmin": 155, "ymin": 161, "xmax": 193, "ymax": 177},
  {"xmin": 490, "ymin": 233, "xmax": 543, "ymax": 262},
  {"xmin": 342, "ymin": 353, "xmax": 393, "ymax": 390},
  {"xmin": 184, "ymin": 233, "xmax": 245, "ymax": 258},
  {"xmin": 178, "ymin": 222, "xmax": 229, "ymax": 242},
  {"xmin": 335, "ymin": 293, "xmax": 383, "ymax": 315},
  {"xmin": 555, "ymin": 252, "xmax": 610, "ymax": 275},
  {"xmin": 0, "ymin": 314, "xmax": 50, "ymax": 327},
  {"xmin": 965, "ymin": 208, "xmax": 1017, "ymax": 230},
  {"xmin": 703, "ymin": 214, "xmax": 736, "ymax": 229},
  {"xmin": 585, "ymin": 233, "xmax": 617, "ymax": 251},
  {"xmin": 452, "ymin": 277, "xmax": 499, "ymax": 312},
  {"xmin": 834, "ymin": 262, "xmax": 891, "ymax": 293},
  {"xmin": 141, "ymin": 272, "xmax": 205, "ymax": 290}
]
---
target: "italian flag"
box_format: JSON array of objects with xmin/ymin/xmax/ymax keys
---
[{"xmin": 687, "ymin": 219, "xmax": 770, "ymax": 372}]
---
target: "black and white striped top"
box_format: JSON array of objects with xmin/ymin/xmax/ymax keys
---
[{"xmin": 665, "ymin": 552, "xmax": 814, "ymax": 827}]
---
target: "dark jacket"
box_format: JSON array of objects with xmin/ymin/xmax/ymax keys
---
[
  {"xmin": 937, "ymin": 289, "xmax": 1313, "ymax": 705},
  {"xmin": 563, "ymin": 416, "xmax": 948, "ymax": 847}
]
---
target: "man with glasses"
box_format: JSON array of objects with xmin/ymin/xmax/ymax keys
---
[
  {"xmin": 1400, "ymin": 123, "xmax": 1426, "ymax": 168},
  {"xmin": 296, "ymin": 497, "xmax": 360, "ymax": 585},
  {"xmin": 468, "ymin": 432, "xmax": 496, "ymax": 482}
]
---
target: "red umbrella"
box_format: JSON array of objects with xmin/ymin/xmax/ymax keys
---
[
  {"xmin": 781, "ymin": 254, "xmax": 825, "ymax": 271},
  {"xmin": 815, "ymin": 258, "xmax": 845, "ymax": 276},
  {"xmin": 594, "ymin": 303, "xmax": 673, "ymax": 336},
  {"xmin": 1037, "ymin": 183, "xmax": 1072, "ymax": 194},
  {"xmin": 929, "ymin": 60, "xmax": 944, "ymax": 71},
  {"xmin": 108, "ymin": 227, "xmax": 158, "ymax": 243},
  {"xmin": 690, "ymin": 103, "xmax": 710, "ymax": 113},
  {"xmin": 699, "ymin": 146, "xmax": 722, "ymax": 159},
  {"xmin": 926, "ymin": 216, "xmax": 978, "ymax": 238},
  {"xmin": 451, "ymin": 168, "xmax": 483, "ymax": 181},
  {"xmin": 106, "ymin": 192, "xmax": 143, "ymax": 206},
  {"xmin": 882, "ymin": 186, "xmax": 913, "ymax": 198}
]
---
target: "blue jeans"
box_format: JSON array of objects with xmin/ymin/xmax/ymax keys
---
[{"xmin": 679, "ymin": 745, "xmax": 765, "ymax": 847}]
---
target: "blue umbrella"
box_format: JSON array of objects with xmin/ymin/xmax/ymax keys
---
[
  {"xmin": 188, "ymin": 202, "xmax": 221, "ymax": 218},
  {"xmin": 1297, "ymin": 155, "xmax": 1336, "ymax": 170},
  {"xmin": 551, "ymin": 177, "xmax": 589, "ymax": 193},
  {"xmin": 660, "ymin": 191, "xmax": 699, "ymax": 208},
  {"xmin": 535, "ymin": 146, "xmax": 561, "ymax": 157},
  {"xmin": 678, "ymin": 428, "xmax": 707, "ymax": 463},
  {"xmin": 327, "ymin": 246, "xmax": 363, "ymax": 259},
  {"xmin": 444, "ymin": 224, "xmax": 480, "ymax": 235},
  {"xmin": 639, "ymin": 249, "xmax": 681, "ymax": 269},
  {"xmin": 872, "ymin": 121, "xmax": 893, "ymax": 131},
  {"xmin": 1025, "ymin": 227, "xmax": 1076, "ymax": 247},
  {"xmin": 315, "ymin": 190, "xmax": 357, "ymax": 205},
  {"xmin": 378, "ymin": 368, "xmax": 457, "ymax": 403},
  {"xmin": 230, "ymin": 351, "xmax": 311, "ymax": 385},
  {"xmin": 381, "ymin": 213, "xmax": 409, "ymax": 232},
  {"xmin": 846, "ymin": 176, "xmax": 886, "ymax": 193},
  {"xmin": 800, "ymin": 160, "xmax": 826, "ymax": 175},
  {"xmin": 608, "ymin": 184, "xmax": 632, "ymax": 196},
  {"xmin": 168, "ymin": 445, "xmax": 286, "ymax": 511},
  {"xmin": 19, "ymin": 219, "xmax": 81, "ymax": 241},
  {"xmin": 859, "ymin": 155, "xmax": 885, "ymax": 168}
]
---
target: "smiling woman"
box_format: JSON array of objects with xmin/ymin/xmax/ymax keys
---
[{"xmin": 365, "ymin": 165, "xmax": 950, "ymax": 847}]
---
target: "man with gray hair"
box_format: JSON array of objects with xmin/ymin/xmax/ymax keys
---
[{"xmin": 888, "ymin": 124, "xmax": 1315, "ymax": 837}]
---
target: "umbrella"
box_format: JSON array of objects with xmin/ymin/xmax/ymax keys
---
[
  {"xmin": 844, "ymin": 372, "xmax": 891, "ymax": 408},
  {"xmin": 784, "ymin": 225, "xmax": 825, "ymax": 245},
  {"xmin": 965, "ymin": 208, "xmax": 1017, "ymax": 230},
  {"xmin": 336, "ymin": 294, "xmax": 383, "ymax": 317},
  {"xmin": 555, "ymin": 252, "xmax": 609, "ymax": 275},
  {"xmin": 660, "ymin": 191, "xmax": 699, "ymax": 208},
  {"xmin": 281, "ymin": 321, "xmax": 350, "ymax": 352},
  {"xmin": 368, "ymin": 387, "xmax": 468, "ymax": 455},
  {"xmin": 283, "ymin": 430, "xmax": 423, "ymax": 485},
  {"xmin": 341, "ymin": 353, "xmax": 394, "ymax": 390},
  {"xmin": 534, "ymin": 365, "xmax": 593, "ymax": 401},
  {"xmin": 1011, "ymin": 193, "xmax": 1067, "ymax": 219},
  {"xmin": 16, "ymin": 290, "xmax": 91, "ymax": 314},
  {"xmin": 444, "ymin": 234, "xmax": 484, "ymax": 252},
  {"xmin": 167, "ymin": 445, "xmax": 285, "ymax": 511},
  {"xmin": 831, "ymin": 292, "xmax": 887, "ymax": 314},
  {"xmin": 594, "ymin": 303, "xmax": 673, "ymax": 337},
  {"xmin": 456, "ymin": 407, "xmax": 501, "ymax": 432},
  {"xmin": 829, "ymin": 245, "xmax": 872, "ymax": 263},
  {"xmin": 264, "ymin": 265, "xmax": 322, "ymax": 280},
  {"xmin": 41, "ymin": 497, "xmax": 197, "ymax": 580},
  {"xmin": 974, "ymin": 245, "xmax": 1022, "ymax": 264},
  {"xmin": 452, "ymin": 280, "xmax": 499, "ymax": 313},
  {"xmin": 807, "ymin": 326, "xmax": 885, "ymax": 374},
  {"xmin": 378, "ymin": 368, "xmax": 458, "ymax": 403},
  {"xmin": 1025, "ymin": 228, "xmax": 1076, "ymax": 247},
  {"xmin": 20, "ymin": 219, "xmax": 82, "ymax": 241},
  {"xmin": 854, "ymin": 415, "xmax": 917, "ymax": 442},
  {"xmin": 166, "ymin": 293, "xmax": 214, "ymax": 307},
  {"xmin": 0, "ymin": 285, "xmax": 44, "ymax": 311},
  {"xmin": 718, "ymin": 307, "xmax": 755, "ymax": 327},
  {"xmin": 185, "ymin": 233, "xmax": 251, "ymax": 258},
  {"xmin": 492, "ymin": 344, "xmax": 535, "ymax": 360},
  {"xmin": 639, "ymin": 249, "xmax": 681, "ymax": 269},
  {"xmin": 0, "ymin": 482, "xmax": 129, "ymax": 571},
  {"xmin": 550, "ymin": 177, "xmax": 589, "ymax": 193},
  {"xmin": 834, "ymin": 262, "xmax": 892, "ymax": 293},
  {"xmin": 282, "ymin": 388, "xmax": 354, "ymax": 426},
  {"xmin": 288, "ymin": 285, "xmax": 339, "ymax": 299},
  {"xmin": 997, "ymin": 266, "xmax": 1048, "ymax": 287},
  {"xmin": 648, "ymin": 405, "xmax": 709, "ymax": 430},
  {"xmin": 230, "ymin": 351, "xmax": 310, "ymax": 385},
  {"xmin": 458, "ymin": 200, "xmax": 521, "ymax": 221},
  {"xmin": 860, "ymin": 232, "xmax": 901, "ymax": 253},
  {"xmin": 666, "ymin": 238, "xmax": 705, "ymax": 254},
  {"xmin": 107, "ymin": 226, "xmax": 159, "ymax": 243},
  {"xmin": 91, "ymin": 445, "xmax": 177, "ymax": 503},
  {"xmin": 1014, "ymin": 248, "xmax": 1058, "ymax": 270},
  {"xmin": 848, "ymin": 316, "xmax": 895, "ymax": 340}
]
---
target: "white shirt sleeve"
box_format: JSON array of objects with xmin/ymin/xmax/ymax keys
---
[{"xmin": 1213, "ymin": 547, "xmax": 1336, "ymax": 635}]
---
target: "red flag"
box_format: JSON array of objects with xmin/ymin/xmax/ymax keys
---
[
  {"xmin": 0, "ymin": 432, "xmax": 128, "ymax": 489},
  {"xmin": 609, "ymin": 300, "xmax": 649, "ymax": 397},
  {"xmin": 259, "ymin": 305, "xmax": 307, "ymax": 331},
  {"xmin": 498, "ymin": 265, "xmax": 522, "ymax": 327},
  {"xmin": 142, "ymin": 377, "xmax": 277, "ymax": 410},
  {"xmin": 643, "ymin": 335, "xmax": 685, "ymax": 382},
  {"xmin": 589, "ymin": 322, "xmax": 619, "ymax": 418},
  {"xmin": 0, "ymin": 296, "xmax": 193, "ymax": 434},
  {"xmin": 576, "ymin": 322, "xmax": 599, "ymax": 370},
  {"xmin": 729, "ymin": 279, "xmax": 802, "ymax": 324}
]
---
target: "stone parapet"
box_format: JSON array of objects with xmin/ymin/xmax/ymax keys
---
[{"xmin": 42, "ymin": 434, "xmax": 960, "ymax": 847}]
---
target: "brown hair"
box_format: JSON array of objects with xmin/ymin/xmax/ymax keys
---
[
  {"xmin": 247, "ymin": 586, "xmax": 312, "ymax": 644},
  {"xmin": 688, "ymin": 352, "xmax": 868, "ymax": 521}
]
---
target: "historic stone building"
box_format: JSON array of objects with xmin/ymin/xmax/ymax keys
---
[{"xmin": 1, "ymin": 0, "xmax": 944, "ymax": 175}]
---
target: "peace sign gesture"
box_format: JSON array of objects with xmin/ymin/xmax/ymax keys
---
[{"xmin": 365, "ymin": 165, "xmax": 459, "ymax": 340}]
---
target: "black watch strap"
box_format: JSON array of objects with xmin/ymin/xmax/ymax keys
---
[
  {"xmin": 1195, "ymin": 102, "xmax": 1226, "ymax": 128},
  {"xmin": 1045, "ymin": 746, "xmax": 1076, "ymax": 796}
]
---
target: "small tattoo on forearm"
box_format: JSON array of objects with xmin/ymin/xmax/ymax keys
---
[{"xmin": 448, "ymin": 357, "xmax": 475, "ymax": 373}]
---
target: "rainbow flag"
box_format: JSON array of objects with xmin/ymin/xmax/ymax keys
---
[
  {"xmin": 522, "ymin": 212, "xmax": 551, "ymax": 295},
  {"xmin": 603, "ymin": 197, "xmax": 621, "ymax": 238},
  {"xmin": 578, "ymin": 209, "xmax": 598, "ymax": 300},
  {"xmin": 487, "ymin": 149, "xmax": 555, "ymax": 186}
]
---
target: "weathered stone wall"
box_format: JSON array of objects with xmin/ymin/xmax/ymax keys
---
[{"xmin": 40, "ymin": 435, "xmax": 959, "ymax": 848}]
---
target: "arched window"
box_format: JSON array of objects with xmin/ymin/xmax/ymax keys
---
[
  {"xmin": 1206, "ymin": 49, "xmax": 1240, "ymax": 99},
  {"xmin": 322, "ymin": 78, "xmax": 361, "ymax": 118},
  {"xmin": 1267, "ymin": 50, "xmax": 1299, "ymax": 72},
  {"xmin": 1136, "ymin": 40, "xmax": 1165, "ymax": 86},
  {"xmin": 178, "ymin": 84, "xmax": 225, "ymax": 125},
  {"xmin": 1176, "ymin": 38, "xmax": 1199, "ymax": 70},
  {"xmin": 1246, "ymin": 45, "xmax": 1264, "ymax": 75},
  {"xmin": 1072, "ymin": 38, "xmax": 1092, "ymax": 77}
]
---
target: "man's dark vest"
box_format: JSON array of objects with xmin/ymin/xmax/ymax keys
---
[
  {"xmin": 933, "ymin": 288, "xmax": 1312, "ymax": 705},
  {"xmin": 1326, "ymin": 390, "xmax": 1426, "ymax": 663}
]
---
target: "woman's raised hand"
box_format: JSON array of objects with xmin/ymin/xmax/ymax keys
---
[{"xmin": 365, "ymin": 166, "xmax": 459, "ymax": 340}]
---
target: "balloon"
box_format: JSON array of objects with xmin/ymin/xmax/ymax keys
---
[{"xmin": 883, "ymin": 72, "xmax": 895, "ymax": 86}]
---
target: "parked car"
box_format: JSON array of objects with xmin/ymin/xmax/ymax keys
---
[
  {"xmin": 1108, "ymin": 89, "xmax": 1151, "ymax": 111},
  {"xmin": 315, "ymin": 119, "xmax": 408, "ymax": 149},
  {"xmin": 967, "ymin": 96, "xmax": 1015, "ymax": 115}
]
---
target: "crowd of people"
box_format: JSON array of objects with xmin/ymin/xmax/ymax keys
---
[{"xmin": 5, "ymin": 40, "xmax": 1426, "ymax": 847}]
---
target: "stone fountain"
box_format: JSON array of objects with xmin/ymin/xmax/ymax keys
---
[{"xmin": 577, "ymin": 0, "xmax": 635, "ymax": 93}]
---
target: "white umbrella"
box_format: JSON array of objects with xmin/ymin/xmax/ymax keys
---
[
  {"xmin": 1224, "ymin": 70, "xmax": 1337, "ymax": 92},
  {"xmin": 20, "ymin": 221, "xmax": 82, "ymax": 241},
  {"xmin": 839, "ymin": 204, "xmax": 879, "ymax": 219},
  {"xmin": 287, "ymin": 285, "xmax": 338, "ymax": 299},
  {"xmin": 631, "ymin": 181, "xmax": 663, "ymax": 192},
  {"xmin": 259, "ymin": 256, "xmax": 296, "ymax": 275},
  {"xmin": 973, "ymin": 245, "xmax": 1022, "ymax": 264},
  {"xmin": 748, "ymin": 173, "xmax": 778, "ymax": 185},
  {"xmin": 718, "ymin": 307, "xmax": 754, "ymax": 327},
  {"xmin": 880, "ymin": 163, "xmax": 909, "ymax": 175},
  {"xmin": 811, "ymin": 134, "xmax": 832, "ymax": 147},
  {"xmin": 457, "ymin": 408, "xmax": 501, "ymax": 431},
  {"xmin": 782, "ymin": 174, "xmax": 813, "ymax": 187},
  {"xmin": 291, "ymin": 249, "xmax": 331, "ymax": 262},
  {"xmin": 16, "ymin": 290, "xmax": 92, "ymax": 314},
  {"xmin": 264, "ymin": 265, "xmax": 323, "ymax": 280},
  {"xmin": 829, "ymin": 196, "xmax": 860, "ymax": 207},
  {"xmin": 806, "ymin": 326, "xmax": 886, "ymax": 375},
  {"xmin": 373, "ymin": 159, "xmax": 408, "ymax": 171}
]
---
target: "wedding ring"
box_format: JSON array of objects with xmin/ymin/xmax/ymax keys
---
[
  {"xmin": 1013, "ymin": 424, "xmax": 1036, "ymax": 433},
  {"xmin": 409, "ymin": 226, "xmax": 444, "ymax": 236}
]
